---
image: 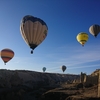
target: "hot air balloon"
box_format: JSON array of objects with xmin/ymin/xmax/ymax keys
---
[
  {"xmin": 76, "ymin": 32, "xmax": 89, "ymax": 46},
  {"xmin": 61, "ymin": 65, "xmax": 66, "ymax": 72},
  {"xmin": 89, "ymin": 24, "xmax": 100, "ymax": 37},
  {"xmin": 0, "ymin": 48, "xmax": 14, "ymax": 65},
  {"xmin": 42, "ymin": 67, "xmax": 46, "ymax": 72},
  {"xmin": 20, "ymin": 15, "xmax": 48, "ymax": 54}
]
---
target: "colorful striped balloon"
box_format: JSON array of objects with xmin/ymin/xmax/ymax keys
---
[{"xmin": 0, "ymin": 48, "xmax": 14, "ymax": 65}]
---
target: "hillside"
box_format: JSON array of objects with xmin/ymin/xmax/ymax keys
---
[{"xmin": 0, "ymin": 69, "xmax": 99, "ymax": 100}]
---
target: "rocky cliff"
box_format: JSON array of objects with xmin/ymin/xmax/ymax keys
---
[
  {"xmin": 0, "ymin": 69, "xmax": 99, "ymax": 100},
  {"xmin": 0, "ymin": 69, "xmax": 80, "ymax": 100},
  {"xmin": 0, "ymin": 69, "xmax": 80, "ymax": 89}
]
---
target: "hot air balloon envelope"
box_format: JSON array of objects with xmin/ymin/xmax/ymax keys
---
[
  {"xmin": 89, "ymin": 24, "xmax": 100, "ymax": 37},
  {"xmin": 20, "ymin": 15, "xmax": 48, "ymax": 54},
  {"xmin": 0, "ymin": 48, "xmax": 14, "ymax": 65},
  {"xmin": 76, "ymin": 32, "xmax": 89, "ymax": 46},
  {"xmin": 61, "ymin": 65, "xmax": 66, "ymax": 72},
  {"xmin": 42, "ymin": 67, "xmax": 46, "ymax": 72}
]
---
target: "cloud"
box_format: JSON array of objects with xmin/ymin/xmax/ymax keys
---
[
  {"xmin": 45, "ymin": 43, "xmax": 100, "ymax": 70},
  {"xmin": 8, "ymin": 43, "xmax": 100, "ymax": 74},
  {"xmin": 68, "ymin": 64, "xmax": 100, "ymax": 69}
]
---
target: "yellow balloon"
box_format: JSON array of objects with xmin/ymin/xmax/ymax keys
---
[{"xmin": 76, "ymin": 32, "xmax": 89, "ymax": 46}]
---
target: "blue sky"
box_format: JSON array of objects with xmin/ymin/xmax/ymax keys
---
[{"xmin": 0, "ymin": 0, "xmax": 100, "ymax": 74}]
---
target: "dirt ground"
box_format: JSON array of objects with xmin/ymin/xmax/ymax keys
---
[{"xmin": 41, "ymin": 83, "xmax": 100, "ymax": 100}]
